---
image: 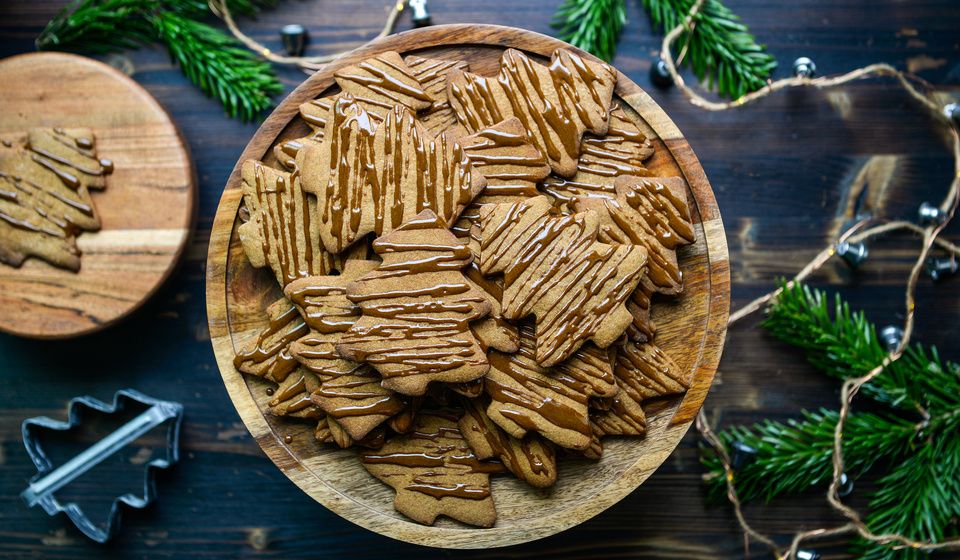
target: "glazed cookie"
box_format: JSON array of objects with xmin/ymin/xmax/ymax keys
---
[
  {"xmin": 479, "ymin": 195, "xmax": 648, "ymax": 366},
  {"xmin": 336, "ymin": 211, "xmax": 494, "ymax": 396},
  {"xmin": 615, "ymin": 340, "xmax": 691, "ymax": 401},
  {"xmin": 460, "ymin": 398, "xmax": 557, "ymax": 488},
  {"xmin": 267, "ymin": 367, "xmax": 323, "ymax": 419},
  {"xmin": 542, "ymin": 105, "xmax": 655, "ymax": 203},
  {"xmin": 448, "ymin": 48, "xmax": 615, "ymax": 177},
  {"xmin": 405, "ymin": 55, "xmax": 470, "ymax": 137},
  {"xmin": 484, "ymin": 325, "xmax": 616, "ymax": 450},
  {"xmin": 238, "ymin": 159, "xmax": 335, "ymax": 286},
  {"xmin": 297, "ymin": 97, "xmax": 485, "ymax": 253},
  {"xmin": 360, "ymin": 412, "xmax": 501, "ymax": 527},
  {"xmin": 575, "ymin": 176, "xmax": 695, "ymax": 296},
  {"xmin": 233, "ymin": 297, "xmax": 308, "ymax": 383},
  {"xmin": 0, "ymin": 128, "xmax": 111, "ymax": 270},
  {"xmin": 285, "ymin": 259, "xmax": 406, "ymax": 441}
]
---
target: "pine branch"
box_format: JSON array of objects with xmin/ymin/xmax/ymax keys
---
[
  {"xmin": 764, "ymin": 283, "xmax": 960, "ymax": 415},
  {"xmin": 641, "ymin": 0, "xmax": 777, "ymax": 98},
  {"xmin": 152, "ymin": 11, "xmax": 282, "ymax": 121},
  {"xmin": 551, "ymin": 0, "xmax": 627, "ymax": 62},
  {"xmin": 36, "ymin": 0, "xmax": 281, "ymax": 121},
  {"xmin": 855, "ymin": 436, "xmax": 960, "ymax": 560},
  {"xmin": 701, "ymin": 409, "xmax": 916, "ymax": 503},
  {"xmin": 36, "ymin": 0, "xmax": 158, "ymax": 53}
]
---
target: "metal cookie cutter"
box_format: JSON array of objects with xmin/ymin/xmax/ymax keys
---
[{"xmin": 21, "ymin": 389, "xmax": 183, "ymax": 543}]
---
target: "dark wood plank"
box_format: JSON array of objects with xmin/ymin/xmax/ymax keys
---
[{"xmin": 0, "ymin": 0, "xmax": 958, "ymax": 558}]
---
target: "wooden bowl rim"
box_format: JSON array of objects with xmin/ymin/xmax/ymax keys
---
[
  {"xmin": 0, "ymin": 51, "xmax": 196, "ymax": 339},
  {"xmin": 205, "ymin": 24, "xmax": 729, "ymax": 548}
]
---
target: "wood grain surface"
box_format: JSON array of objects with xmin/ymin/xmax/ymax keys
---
[
  {"xmin": 205, "ymin": 25, "xmax": 729, "ymax": 548},
  {"xmin": 0, "ymin": 52, "xmax": 195, "ymax": 338},
  {"xmin": 0, "ymin": 1, "xmax": 958, "ymax": 558}
]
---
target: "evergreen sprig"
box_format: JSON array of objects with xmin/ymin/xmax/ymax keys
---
[
  {"xmin": 642, "ymin": 0, "xmax": 777, "ymax": 99},
  {"xmin": 552, "ymin": 0, "xmax": 627, "ymax": 62},
  {"xmin": 701, "ymin": 283, "xmax": 960, "ymax": 559},
  {"xmin": 36, "ymin": 0, "xmax": 282, "ymax": 120}
]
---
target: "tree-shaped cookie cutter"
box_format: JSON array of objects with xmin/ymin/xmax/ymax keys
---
[{"xmin": 20, "ymin": 389, "xmax": 183, "ymax": 543}]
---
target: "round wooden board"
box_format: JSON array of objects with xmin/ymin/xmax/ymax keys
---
[
  {"xmin": 0, "ymin": 52, "xmax": 195, "ymax": 339},
  {"xmin": 206, "ymin": 25, "xmax": 729, "ymax": 549}
]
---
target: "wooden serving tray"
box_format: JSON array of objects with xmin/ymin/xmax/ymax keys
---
[
  {"xmin": 0, "ymin": 52, "xmax": 195, "ymax": 338},
  {"xmin": 206, "ymin": 25, "xmax": 729, "ymax": 548}
]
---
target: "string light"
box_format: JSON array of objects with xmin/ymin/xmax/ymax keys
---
[{"xmin": 662, "ymin": 1, "xmax": 960, "ymax": 558}]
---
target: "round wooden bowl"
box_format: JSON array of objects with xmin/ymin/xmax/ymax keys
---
[
  {"xmin": 0, "ymin": 52, "xmax": 195, "ymax": 339},
  {"xmin": 206, "ymin": 25, "xmax": 729, "ymax": 548}
]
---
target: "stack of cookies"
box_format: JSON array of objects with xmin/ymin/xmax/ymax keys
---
[{"xmin": 234, "ymin": 47, "xmax": 697, "ymax": 528}]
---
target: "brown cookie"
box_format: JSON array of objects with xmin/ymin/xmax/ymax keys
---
[
  {"xmin": 238, "ymin": 159, "xmax": 335, "ymax": 286},
  {"xmin": 575, "ymin": 176, "xmax": 694, "ymax": 296},
  {"xmin": 0, "ymin": 128, "xmax": 111, "ymax": 270},
  {"xmin": 298, "ymin": 49, "xmax": 434, "ymax": 142},
  {"xmin": 318, "ymin": 415, "xmax": 387, "ymax": 449},
  {"xmin": 336, "ymin": 211, "xmax": 494, "ymax": 396},
  {"xmin": 360, "ymin": 412, "xmax": 500, "ymax": 527},
  {"xmin": 233, "ymin": 297, "xmax": 308, "ymax": 383},
  {"xmin": 405, "ymin": 55, "xmax": 471, "ymax": 137},
  {"xmin": 542, "ymin": 105, "xmax": 654, "ymax": 202},
  {"xmin": 458, "ymin": 116, "xmax": 550, "ymax": 202},
  {"xmin": 267, "ymin": 367, "xmax": 323, "ymax": 419},
  {"xmin": 615, "ymin": 340, "xmax": 691, "ymax": 401},
  {"xmin": 285, "ymin": 258, "xmax": 406, "ymax": 440},
  {"xmin": 335, "ymin": 51, "xmax": 434, "ymax": 114},
  {"xmin": 484, "ymin": 325, "xmax": 616, "ymax": 450},
  {"xmin": 479, "ymin": 195, "xmax": 648, "ymax": 366},
  {"xmin": 448, "ymin": 48, "xmax": 615, "ymax": 177},
  {"xmin": 460, "ymin": 398, "xmax": 557, "ymax": 488},
  {"xmin": 297, "ymin": 96, "xmax": 485, "ymax": 254}
]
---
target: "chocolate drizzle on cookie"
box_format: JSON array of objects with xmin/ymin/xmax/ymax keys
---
[{"xmin": 0, "ymin": 128, "xmax": 112, "ymax": 270}]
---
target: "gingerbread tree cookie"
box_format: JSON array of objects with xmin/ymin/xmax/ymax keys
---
[
  {"xmin": 233, "ymin": 297, "xmax": 308, "ymax": 383},
  {"xmin": 484, "ymin": 325, "xmax": 618, "ymax": 450},
  {"xmin": 459, "ymin": 398, "xmax": 557, "ymax": 488},
  {"xmin": 615, "ymin": 340, "xmax": 691, "ymax": 401},
  {"xmin": 285, "ymin": 258, "xmax": 406, "ymax": 441},
  {"xmin": 479, "ymin": 195, "xmax": 648, "ymax": 366},
  {"xmin": 576, "ymin": 176, "xmax": 694, "ymax": 296},
  {"xmin": 336, "ymin": 210, "xmax": 494, "ymax": 396},
  {"xmin": 542, "ymin": 105, "xmax": 655, "ymax": 203},
  {"xmin": 448, "ymin": 48, "xmax": 616, "ymax": 177},
  {"xmin": 360, "ymin": 412, "xmax": 500, "ymax": 527},
  {"xmin": 297, "ymin": 96, "xmax": 485, "ymax": 254},
  {"xmin": 238, "ymin": 159, "xmax": 335, "ymax": 287},
  {"xmin": 0, "ymin": 128, "xmax": 112, "ymax": 270}
]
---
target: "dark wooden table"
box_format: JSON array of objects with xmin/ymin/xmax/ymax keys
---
[{"xmin": 1, "ymin": 1, "xmax": 958, "ymax": 558}]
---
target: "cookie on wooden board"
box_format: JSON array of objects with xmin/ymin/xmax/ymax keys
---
[
  {"xmin": 479, "ymin": 195, "xmax": 648, "ymax": 366},
  {"xmin": 268, "ymin": 367, "xmax": 323, "ymax": 419},
  {"xmin": 460, "ymin": 398, "xmax": 557, "ymax": 488},
  {"xmin": 615, "ymin": 339, "xmax": 691, "ymax": 401},
  {"xmin": 575, "ymin": 176, "xmax": 695, "ymax": 296},
  {"xmin": 233, "ymin": 297, "xmax": 308, "ymax": 383},
  {"xmin": 238, "ymin": 159, "xmax": 335, "ymax": 286},
  {"xmin": 0, "ymin": 128, "xmax": 111, "ymax": 270},
  {"xmin": 360, "ymin": 412, "xmax": 501, "ymax": 527},
  {"xmin": 405, "ymin": 55, "xmax": 471, "ymax": 137},
  {"xmin": 298, "ymin": 96, "xmax": 485, "ymax": 254},
  {"xmin": 336, "ymin": 211, "xmax": 495, "ymax": 396},
  {"xmin": 448, "ymin": 48, "xmax": 615, "ymax": 177},
  {"xmin": 285, "ymin": 258, "xmax": 406, "ymax": 441},
  {"xmin": 542, "ymin": 105, "xmax": 654, "ymax": 203},
  {"xmin": 484, "ymin": 325, "xmax": 617, "ymax": 450}
]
